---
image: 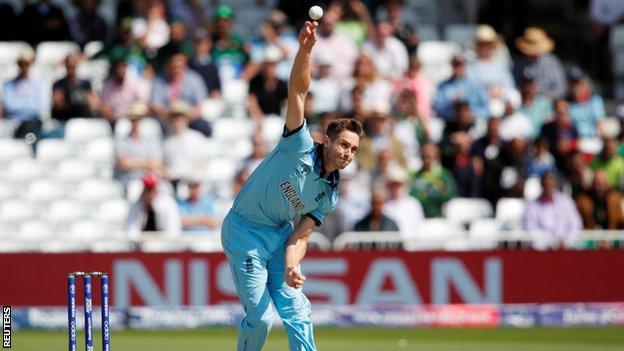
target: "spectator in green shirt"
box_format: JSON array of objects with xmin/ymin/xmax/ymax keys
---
[
  {"xmin": 409, "ymin": 143, "xmax": 458, "ymax": 217},
  {"xmin": 589, "ymin": 138, "xmax": 624, "ymax": 190},
  {"xmin": 210, "ymin": 5, "xmax": 249, "ymax": 79}
]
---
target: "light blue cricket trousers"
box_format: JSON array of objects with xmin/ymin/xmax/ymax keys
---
[{"xmin": 221, "ymin": 211, "xmax": 317, "ymax": 351}]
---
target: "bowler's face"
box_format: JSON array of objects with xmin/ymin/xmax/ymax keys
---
[{"xmin": 326, "ymin": 130, "xmax": 359, "ymax": 170}]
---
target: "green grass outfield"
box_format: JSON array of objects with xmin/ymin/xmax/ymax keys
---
[{"xmin": 11, "ymin": 327, "xmax": 624, "ymax": 351}]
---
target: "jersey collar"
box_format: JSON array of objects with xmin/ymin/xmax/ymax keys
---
[{"xmin": 313, "ymin": 143, "xmax": 340, "ymax": 188}]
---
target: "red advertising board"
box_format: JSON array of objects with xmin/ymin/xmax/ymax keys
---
[{"xmin": 0, "ymin": 250, "xmax": 623, "ymax": 307}]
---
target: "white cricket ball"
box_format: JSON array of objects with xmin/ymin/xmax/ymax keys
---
[{"xmin": 309, "ymin": 6, "xmax": 323, "ymax": 20}]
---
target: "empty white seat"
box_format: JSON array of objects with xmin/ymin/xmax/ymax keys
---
[
  {"xmin": 468, "ymin": 218, "xmax": 500, "ymax": 249},
  {"xmin": 83, "ymin": 41, "xmax": 104, "ymax": 58},
  {"xmin": 262, "ymin": 117, "xmax": 285, "ymax": 142},
  {"xmin": 54, "ymin": 159, "xmax": 97, "ymax": 181},
  {"xmin": 221, "ymin": 79, "xmax": 249, "ymax": 103},
  {"xmin": 76, "ymin": 179, "xmax": 124, "ymax": 202},
  {"xmin": 65, "ymin": 220, "xmax": 108, "ymax": 241},
  {"xmin": 201, "ymin": 98, "xmax": 225, "ymax": 121},
  {"xmin": 3, "ymin": 159, "xmax": 43, "ymax": 181},
  {"xmin": 443, "ymin": 198, "xmax": 493, "ymax": 225},
  {"xmin": 47, "ymin": 199, "xmax": 86, "ymax": 223},
  {"xmin": 26, "ymin": 180, "xmax": 66, "ymax": 203},
  {"xmin": 0, "ymin": 139, "xmax": 33, "ymax": 161},
  {"xmin": 495, "ymin": 198, "xmax": 526, "ymax": 230},
  {"xmin": 65, "ymin": 118, "xmax": 113, "ymax": 141},
  {"xmin": 0, "ymin": 119, "xmax": 14, "ymax": 138},
  {"xmin": 37, "ymin": 139, "xmax": 74, "ymax": 162},
  {"xmin": 35, "ymin": 41, "xmax": 80, "ymax": 65},
  {"xmin": 0, "ymin": 41, "xmax": 32, "ymax": 63},
  {"xmin": 416, "ymin": 41, "xmax": 461, "ymax": 86},
  {"xmin": 114, "ymin": 117, "xmax": 162, "ymax": 140},
  {"xmin": 213, "ymin": 118, "xmax": 255, "ymax": 140},
  {"xmin": 403, "ymin": 218, "xmax": 465, "ymax": 250},
  {"xmin": 205, "ymin": 158, "xmax": 237, "ymax": 182},
  {"xmin": 0, "ymin": 200, "xmax": 36, "ymax": 222},
  {"xmin": 444, "ymin": 24, "xmax": 478, "ymax": 47},
  {"xmin": 97, "ymin": 199, "xmax": 130, "ymax": 225},
  {"xmin": 427, "ymin": 117, "xmax": 446, "ymax": 144},
  {"xmin": 83, "ymin": 138, "xmax": 115, "ymax": 164},
  {"xmin": 18, "ymin": 220, "xmax": 54, "ymax": 241},
  {"xmin": 597, "ymin": 117, "xmax": 621, "ymax": 138}
]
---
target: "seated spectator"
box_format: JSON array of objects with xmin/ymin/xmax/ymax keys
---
[
  {"xmin": 357, "ymin": 105, "xmax": 407, "ymax": 171},
  {"xmin": 354, "ymin": 189, "xmax": 399, "ymax": 231},
  {"xmin": 590, "ymin": 138, "xmax": 624, "ymax": 189},
  {"xmin": 499, "ymin": 138, "xmax": 530, "ymax": 198},
  {"xmin": 498, "ymin": 100, "xmax": 534, "ymax": 142},
  {"xmin": 101, "ymin": 60, "xmax": 150, "ymax": 125},
  {"xmin": 114, "ymin": 103, "xmax": 164, "ymax": 189},
  {"xmin": 382, "ymin": 167, "xmax": 424, "ymax": 238},
  {"xmin": 312, "ymin": 7, "xmax": 359, "ymax": 79},
  {"xmin": 150, "ymin": 53, "xmax": 212, "ymax": 136},
  {"xmin": 249, "ymin": 10, "xmax": 298, "ymax": 81},
  {"xmin": 239, "ymin": 132, "xmax": 267, "ymax": 173},
  {"xmin": 336, "ymin": 173, "xmax": 370, "ymax": 231},
  {"xmin": 393, "ymin": 56, "xmax": 432, "ymax": 119},
  {"xmin": 472, "ymin": 117, "xmax": 504, "ymax": 204},
  {"xmin": 18, "ymin": 0, "xmax": 71, "ymax": 46},
  {"xmin": 340, "ymin": 54, "xmax": 392, "ymax": 115},
  {"xmin": 361, "ymin": 21, "xmax": 409, "ymax": 80},
  {"xmin": 409, "ymin": 143, "xmax": 457, "ymax": 217},
  {"xmin": 310, "ymin": 52, "xmax": 341, "ymax": 114},
  {"xmin": 210, "ymin": 5, "xmax": 249, "ymax": 79},
  {"xmin": 132, "ymin": 0, "xmax": 170, "ymax": 51},
  {"xmin": 516, "ymin": 70, "xmax": 552, "ymax": 137},
  {"xmin": 433, "ymin": 55, "xmax": 489, "ymax": 120},
  {"xmin": 523, "ymin": 172, "xmax": 582, "ymax": 249},
  {"xmin": 178, "ymin": 177, "xmax": 220, "ymax": 232},
  {"xmin": 0, "ymin": 48, "xmax": 46, "ymax": 140},
  {"xmin": 152, "ymin": 19, "xmax": 194, "ymax": 72},
  {"xmin": 189, "ymin": 32, "xmax": 221, "ymax": 98},
  {"xmin": 526, "ymin": 137, "xmax": 558, "ymax": 177},
  {"xmin": 163, "ymin": 101, "xmax": 207, "ymax": 187},
  {"xmin": 513, "ymin": 27, "xmax": 566, "ymax": 99},
  {"xmin": 379, "ymin": 0, "xmax": 419, "ymax": 55},
  {"xmin": 69, "ymin": 0, "xmax": 108, "ymax": 47},
  {"xmin": 95, "ymin": 18, "xmax": 148, "ymax": 77},
  {"xmin": 576, "ymin": 170, "xmax": 624, "ymax": 229},
  {"xmin": 247, "ymin": 46, "xmax": 288, "ymax": 121},
  {"xmin": 126, "ymin": 172, "xmax": 181, "ymax": 239},
  {"xmin": 52, "ymin": 54, "xmax": 100, "ymax": 122},
  {"xmin": 567, "ymin": 67, "xmax": 606, "ymax": 138},
  {"xmin": 540, "ymin": 98, "xmax": 579, "ymax": 174},
  {"xmin": 391, "ymin": 89, "xmax": 429, "ymax": 160},
  {"xmin": 568, "ymin": 151, "xmax": 594, "ymax": 198}
]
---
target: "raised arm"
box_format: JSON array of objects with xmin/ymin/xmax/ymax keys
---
[{"xmin": 285, "ymin": 21, "xmax": 318, "ymax": 132}]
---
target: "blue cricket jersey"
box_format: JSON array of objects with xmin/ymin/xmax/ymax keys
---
[{"xmin": 230, "ymin": 119, "xmax": 339, "ymax": 227}]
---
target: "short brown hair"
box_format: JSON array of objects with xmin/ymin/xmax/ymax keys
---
[{"xmin": 326, "ymin": 118, "xmax": 364, "ymax": 139}]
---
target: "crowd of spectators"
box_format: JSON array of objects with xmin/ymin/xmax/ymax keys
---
[{"xmin": 0, "ymin": 0, "xmax": 623, "ymax": 250}]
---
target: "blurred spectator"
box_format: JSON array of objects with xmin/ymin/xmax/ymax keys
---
[
  {"xmin": 589, "ymin": 138, "xmax": 624, "ymax": 190},
  {"xmin": 126, "ymin": 172, "xmax": 181, "ymax": 239},
  {"xmin": 357, "ymin": 106, "xmax": 407, "ymax": 171},
  {"xmin": 95, "ymin": 19, "xmax": 148, "ymax": 77},
  {"xmin": 498, "ymin": 101, "xmax": 533, "ymax": 142},
  {"xmin": 523, "ymin": 172, "xmax": 582, "ymax": 249},
  {"xmin": 336, "ymin": 174, "xmax": 370, "ymax": 231},
  {"xmin": 18, "ymin": 0, "xmax": 71, "ymax": 46},
  {"xmin": 114, "ymin": 103, "xmax": 164, "ymax": 189},
  {"xmin": 340, "ymin": 54, "xmax": 392, "ymax": 114},
  {"xmin": 378, "ymin": 0, "xmax": 419, "ymax": 55},
  {"xmin": 52, "ymin": 54, "xmax": 100, "ymax": 122},
  {"xmin": 152, "ymin": 19, "xmax": 195, "ymax": 72},
  {"xmin": 382, "ymin": 167, "xmax": 424, "ymax": 237},
  {"xmin": 409, "ymin": 143, "xmax": 457, "ymax": 217},
  {"xmin": 354, "ymin": 189, "xmax": 399, "ymax": 231},
  {"xmin": 150, "ymin": 53, "xmax": 212, "ymax": 136},
  {"xmin": 167, "ymin": 0, "xmax": 212, "ymax": 29},
  {"xmin": 392, "ymin": 89, "xmax": 429, "ymax": 160},
  {"xmin": 393, "ymin": 56, "xmax": 432, "ymax": 119},
  {"xmin": 0, "ymin": 48, "xmax": 46, "ymax": 140},
  {"xmin": 250, "ymin": 10, "xmax": 298, "ymax": 81},
  {"xmin": 568, "ymin": 152, "xmax": 594, "ymax": 198},
  {"xmin": 189, "ymin": 32, "xmax": 221, "ymax": 98},
  {"xmin": 467, "ymin": 25, "xmax": 517, "ymax": 109},
  {"xmin": 132, "ymin": 0, "xmax": 170, "ymax": 51},
  {"xmin": 576, "ymin": 169, "xmax": 624, "ymax": 229},
  {"xmin": 211, "ymin": 5, "xmax": 250, "ymax": 80},
  {"xmin": 69, "ymin": 0, "xmax": 108, "ymax": 47},
  {"xmin": 516, "ymin": 70, "xmax": 552, "ymax": 137},
  {"xmin": 239, "ymin": 132, "xmax": 267, "ymax": 173},
  {"xmin": 340, "ymin": 85, "xmax": 367, "ymax": 122},
  {"xmin": 310, "ymin": 52, "xmax": 341, "ymax": 114},
  {"xmin": 101, "ymin": 60, "xmax": 149, "ymax": 124},
  {"xmin": 513, "ymin": 27, "xmax": 566, "ymax": 99},
  {"xmin": 539, "ymin": 99, "xmax": 579, "ymax": 174},
  {"xmin": 247, "ymin": 46, "xmax": 288, "ymax": 121},
  {"xmin": 500, "ymin": 138, "xmax": 530, "ymax": 198},
  {"xmin": 316, "ymin": 209, "xmax": 346, "ymax": 245},
  {"xmin": 361, "ymin": 21, "xmax": 409, "ymax": 80},
  {"xmin": 526, "ymin": 137, "xmax": 558, "ymax": 177},
  {"xmin": 567, "ymin": 67, "xmax": 606, "ymax": 138},
  {"xmin": 163, "ymin": 101, "xmax": 207, "ymax": 187},
  {"xmin": 589, "ymin": 0, "xmax": 624, "ymax": 91},
  {"xmin": 313, "ymin": 8, "xmax": 359, "ymax": 79},
  {"xmin": 472, "ymin": 117, "xmax": 504, "ymax": 204},
  {"xmin": 331, "ymin": 0, "xmax": 375, "ymax": 46},
  {"xmin": 433, "ymin": 55, "xmax": 489, "ymax": 120},
  {"xmin": 178, "ymin": 178, "xmax": 220, "ymax": 232}
]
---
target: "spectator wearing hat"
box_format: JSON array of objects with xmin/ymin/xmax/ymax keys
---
[
  {"xmin": 132, "ymin": 0, "xmax": 170, "ymax": 51},
  {"xmin": 361, "ymin": 21, "xmax": 409, "ymax": 80},
  {"xmin": 566, "ymin": 67, "xmax": 606, "ymax": 138},
  {"xmin": 247, "ymin": 46, "xmax": 288, "ymax": 121},
  {"xmin": 211, "ymin": 5, "xmax": 250, "ymax": 80},
  {"xmin": 178, "ymin": 177, "xmax": 220, "ymax": 232},
  {"xmin": 52, "ymin": 54, "xmax": 101, "ymax": 123},
  {"xmin": 382, "ymin": 166, "xmax": 425, "ymax": 238},
  {"xmin": 409, "ymin": 143, "xmax": 457, "ymax": 217},
  {"xmin": 393, "ymin": 56, "xmax": 432, "ymax": 119},
  {"xmin": 150, "ymin": 53, "xmax": 212, "ymax": 136},
  {"xmin": 313, "ymin": 8, "xmax": 359, "ymax": 80},
  {"xmin": 189, "ymin": 32, "xmax": 221, "ymax": 98},
  {"xmin": 523, "ymin": 172, "xmax": 582, "ymax": 249},
  {"xmin": 126, "ymin": 172, "xmax": 181, "ymax": 239},
  {"xmin": 114, "ymin": 102, "xmax": 164, "ymax": 190},
  {"xmin": 163, "ymin": 100, "xmax": 208, "ymax": 188},
  {"xmin": 513, "ymin": 27, "xmax": 566, "ymax": 99},
  {"xmin": 101, "ymin": 59, "xmax": 150, "ymax": 125},
  {"xmin": 433, "ymin": 54, "xmax": 489, "ymax": 121},
  {"xmin": 517, "ymin": 69, "xmax": 553, "ymax": 137},
  {"xmin": 354, "ymin": 189, "xmax": 399, "ymax": 232},
  {"xmin": 249, "ymin": 10, "xmax": 299, "ymax": 81},
  {"xmin": 539, "ymin": 99, "xmax": 579, "ymax": 174},
  {"xmin": 152, "ymin": 19, "xmax": 195, "ymax": 72},
  {"xmin": 576, "ymin": 169, "xmax": 624, "ymax": 230},
  {"xmin": 589, "ymin": 138, "xmax": 624, "ymax": 190},
  {"xmin": 0, "ymin": 47, "xmax": 46, "ymax": 140},
  {"xmin": 357, "ymin": 105, "xmax": 407, "ymax": 171}
]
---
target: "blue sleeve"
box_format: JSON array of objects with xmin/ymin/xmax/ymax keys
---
[
  {"xmin": 306, "ymin": 201, "xmax": 337, "ymax": 226},
  {"xmin": 277, "ymin": 119, "xmax": 315, "ymax": 154}
]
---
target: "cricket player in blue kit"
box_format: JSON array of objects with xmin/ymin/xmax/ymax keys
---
[{"xmin": 221, "ymin": 21, "xmax": 363, "ymax": 351}]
